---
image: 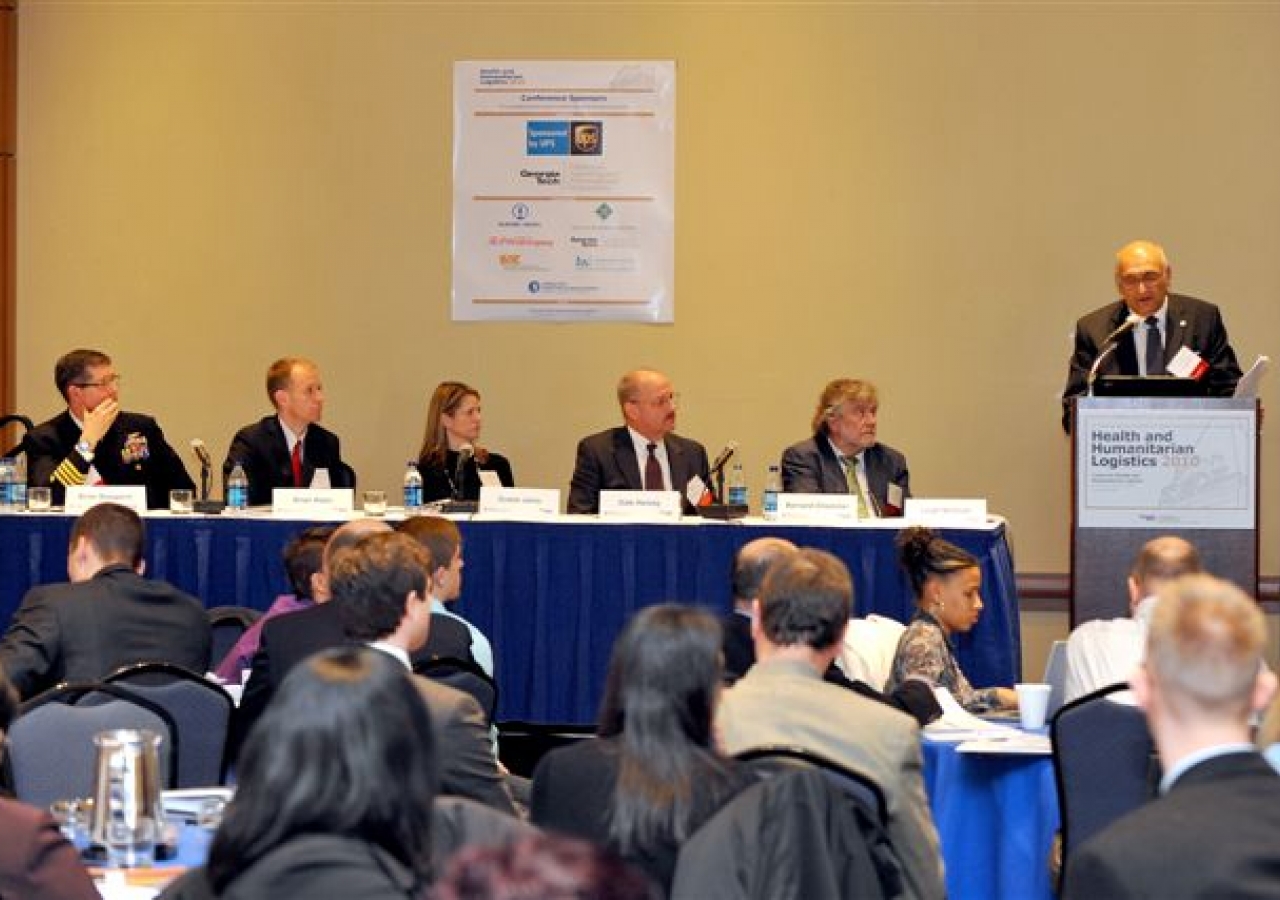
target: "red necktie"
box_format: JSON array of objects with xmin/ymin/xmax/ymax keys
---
[
  {"xmin": 291, "ymin": 442, "xmax": 303, "ymax": 487},
  {"xmin": 644, "ymin": 443, "xmax": 663, "ymax": 490}
]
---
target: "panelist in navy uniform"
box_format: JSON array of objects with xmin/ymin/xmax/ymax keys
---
[
  {"xmin": 224, "ymin": 357, "xmax": 355, "ymax": 506},
  {"xmin": 567, "ymin": 368, "xmax": 710, "ymax": 515}
]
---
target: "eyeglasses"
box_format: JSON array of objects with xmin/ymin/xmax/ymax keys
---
[
  {"xmin": 1119, "ymin": 271, "xmax": 1164, "ymax": 289},
  {"xmin": 73, "ymin": 374, "xmax": 122, "ymax": 389}
]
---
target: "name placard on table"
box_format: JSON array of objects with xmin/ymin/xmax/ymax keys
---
[
  {"xmin": 271, "ymin": 488, "xmax": 355, "ymax": 517},
  {"xmin": 64, "ymin": 485, "xmax": 148, "ymax": 515},
  {"xmin": 776, "ymin": 493, "xmax": 859, "ymax": 524},
  {"xmin": 905, "ymin": 498, "xmax": 988, "ymax": 527},
  {"xmin": 598, "ymin": 490, "xmax": 682, "ymax": 521},
  {"xmin": 478, "ymin": 487, "xmax": 561, "ymax": 519}
]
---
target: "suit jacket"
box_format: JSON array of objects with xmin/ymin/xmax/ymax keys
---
[
  {"xmin": 0, "ymin": 799, "xmax": 100, "ymax": 900},
  {"xmin": 1063, "ymin": 751, "xmax": 1280, "ymax": 899},
  {"xmin": 235, "ymin": 601, "xmax": 514, "ymax": 814},
  {"xmin": 24, "ymin": 410, "xmax": 195, "ymax": 508},
  {"xmin": 224, "ymin": 416, "xmax": 355, "ymax": 507},
  {"xmin": 1061, "ymin": 293, "xmax": 1243, "ymax": 430},
  {"xmin": 417, "ymin": 449, "xmax": 515, "ymax": 503},
  {"xmin": 567, "ymin": 426, "xmax": 711, "ymax": 514},
  {"xmin": 0, "ymin": 564, "xmax": 211, "ymax": 699},
  {"xmin": 779, "ymin": 436, "xmax": 910, "ymax": 516},
  {"xmin": 716, "ymin": 658, "xmax": 945, "ymax": 900}
]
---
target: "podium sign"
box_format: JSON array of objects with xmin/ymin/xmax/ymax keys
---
[
  {"xmin": 1071, "ymin": 397, "xmax": 1259, "ymax": 626},
  {"xmin": 1076, "ymin": 404, "xmax": 1256, "ymax": 529}
]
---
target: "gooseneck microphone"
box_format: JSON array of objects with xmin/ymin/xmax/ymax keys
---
[
  {"xmin": 1087, "ymin": 313, "xmax": 1144, "ymax": 393},
  {"xmin": 708, "ymin": 441, "xmax": 738, "ymax": 480},
  {"xmin": 452, "ymin": 445, "xmax": 475, "ymax": 501}
]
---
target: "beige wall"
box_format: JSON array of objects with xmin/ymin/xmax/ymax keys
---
[{"xmin": 15, "ymin": 3, "xmax": 1280, "ymax": 580}]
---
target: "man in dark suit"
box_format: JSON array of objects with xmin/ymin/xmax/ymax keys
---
[
  {"xmin": 1063, "ymin": 575, "xmax": 1280, "ymax": 899},
  {"xmin": 780, "ymin": 378, "xmax": 910, "ymax": 516},
  {"xmin": 1061, "ymin": 239, "xmax": 1243, "ymax": 431},
  {"xmin": 23, "ymin": 348, "xmax": 195, "ymax": 509},
  {"xmin": 0, "ymin": 503, "xmax": 210, "ymax": 699},
  {"xmin": 223, "ymin": 357, "xmax": 355, "ymax": 506},
  {"xmin": 567, "ymin": 368, "xmax": 711, "ymax": 514}
]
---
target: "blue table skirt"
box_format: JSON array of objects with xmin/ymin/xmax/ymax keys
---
[
  {"xmin": 1, "ymin": 514, "xmax": 1021, "ymax": 723},
  {"xmin": 922, "ymin": 738, "xmax": 1058, "ymax": 900}
]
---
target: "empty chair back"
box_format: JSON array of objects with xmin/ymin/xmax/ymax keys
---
[
  {"xmin": 415, "ymin": 656, "xmax": 498, "ymax": 726},
  {"xmin": 840, "ymin": 615, "xmax": 907, "ymax": 690},
  {"xmin": 9, "ymin": 682, "xmax": 176, "ymax": 809},
  {"xmin": 105, "ymin": 662, "xmax": 235, "ymax": 787},
  {"xmin": 1051, "ymin": 682, "xmax": 1160, "ymax": 882}
]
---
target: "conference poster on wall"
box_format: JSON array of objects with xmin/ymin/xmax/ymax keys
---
[{"xmin": 452, "ymin": 61, "xmax": 676, "ymax": 322}]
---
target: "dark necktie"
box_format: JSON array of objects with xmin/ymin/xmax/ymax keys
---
[
  {"xmin": 644, "ymin": 442, "xmax": 663, "ymax": 491},
  {"xmin": 1144, "ymin": 316, "xmax": 1163, "ymax": 376},
  {"xmin": 291, "ymin": 441, "xmax": 303, "ymax": 487}
]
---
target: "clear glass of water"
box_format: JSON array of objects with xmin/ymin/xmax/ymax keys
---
[
  {"xmin": 27, "ymin": 486, "xmax": 52, "ymax": 512},
  {"xmin": 363, "ymin": 490, "xmax": 388, "ymax": 516},
  {"xmin": 106, "ymin": 815, "xmax": 156, "ymax": 868},
  {"xmin": 169, "ymin": 489, "xmax": 194, "ymax": 515}
]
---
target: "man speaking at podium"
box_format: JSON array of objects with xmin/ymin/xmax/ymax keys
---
[{"xmin": 1061, "ymin": 240, "xmax": 1242, "ymax": 431}]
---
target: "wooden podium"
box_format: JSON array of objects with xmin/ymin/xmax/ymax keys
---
[{"xmin": 1071, "ymin": 396, "xmax": 1259, "ymax": 626}]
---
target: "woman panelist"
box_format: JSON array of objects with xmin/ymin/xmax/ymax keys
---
[
  {"xmin": 416, "ymin": 382, "xmax": 514, "ymax": 503},
  {"xmin": 887, "ymin": 526, "xmax": 1017, "ymax": 714}
]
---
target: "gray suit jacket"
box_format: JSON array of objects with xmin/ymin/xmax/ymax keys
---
[
  {"xmin": 1062, "ymin": 293, "xmax": 1242, "ymax": 430},
  {"xmin": 0, "ymin": 565, "xmax": 211, "ymax": 699},
  {"xmin": 716, "ymin": 658, "xmax": 944, "ymax": 900},
  {"xmin": 567, "ymin": 426, "xmax": 711, "ymax": 514},
  {"xmin": 779, "ymin": 435, "xmax": 910, "ymax": 515}
]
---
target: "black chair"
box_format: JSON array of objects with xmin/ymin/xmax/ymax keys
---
[
  {"xmin": 415, "ymin": 656, "xmax": 498, "ymax": 726},
  {"xmin": 206, "ymin": 605, "xmax": 263, "ymax": 670},
  {"xmin": 734, "ymin": 745, "xmax": 888, "ymax": 826},
  {"xmin": 105, "ymin": 662, "xmax": 235, "ymax": 787},
  {"xmin": 1051, "ymin": 682, "xmax": 1160, "ymax": 885},
  {"xmin": 496, "ymin": 721, "xmax": 595, "ymax": 779},
  {"xmin": 9, "ymin": 682, "xmax": 178, "ymax": 809}
]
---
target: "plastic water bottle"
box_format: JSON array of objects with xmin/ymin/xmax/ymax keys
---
[
  {"xmin": 762, "ymin": 464, "xmax": 781, "ymax": 520},
  {"xmin": 11, "ymin": 455, "xmax": 27, "ymax": 509},
  {"xmin": 403, "ymin": 461, "xmax": 424, "ymax": 512},
  {"xmin": 227, "ymin": 463, "xmax": 249, "ymax": 511},
  {"xmin": 727, "ymin": 462, "xmax": 748, "ymax": 507},
  {"xmin": 0, "ymin": 457, "xmax": 14, "ymax": 511}
]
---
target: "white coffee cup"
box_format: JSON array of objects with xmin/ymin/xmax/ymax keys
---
[{"xmin": 1015, "ymin": 682, "xmax": 1052, "ymax": 730}]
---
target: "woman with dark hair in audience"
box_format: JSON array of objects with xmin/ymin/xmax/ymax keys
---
[
  {"xmin": 886, "ymin": 526, "xmax": 1017, "ymax": 713},
  {"xmin": 416, "ymin": 382, "xmax": 515, "ymax": 503},
  {"xmin": 162, "ymin": 647, "xmax": 439, "ymax": 899},
  {"xmin": 0, "ymin": 672, "xmax": 100, "ymax": 900},
  {"xmin": 529, "ymin": 604, "xmax": 749, "ymax": 892}
]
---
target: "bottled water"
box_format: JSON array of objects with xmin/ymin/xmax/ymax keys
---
[
  {"xmin": 227, "ymin": 463, "xmax": 249, "ymax": 511},
  {"xmin": 762, "ymin": 464, "xmax": 781, "ymax": 520},
  {"xmin": 403, "ymin": 461, "xmax": 424, "ymax": 512},
  {"xmin": 727, "ymin": 462, "xmax": 748, "ymax": 507},
  {"xmin": 12, "ymin": 455, "xmax": 27, "ymax": 509},
  {"xmin": 0, "ymin": 457, "xmax": 14, "ymax": 510}
]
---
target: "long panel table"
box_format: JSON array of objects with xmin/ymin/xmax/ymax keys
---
[{"xmin": 0, "ymin": 513, "xmax": 1021, "ymax": 723}]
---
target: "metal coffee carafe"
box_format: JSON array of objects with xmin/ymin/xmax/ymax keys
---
[{"xmin": 89, "ymin": 729, "xmax": 167, "ymax": 854}]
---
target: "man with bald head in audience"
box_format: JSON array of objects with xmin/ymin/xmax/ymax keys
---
[
  {"xmin": 1063, "ymin": 575, "xmax": 1280, "ymax": 898},
  {"xmin": 1061, "ymin": 240, "xmax": 1242, "ymax": 431},
  {"xmin": 567, "ymin": 368, "xmax": 710, "ymax": 514},
  {"xmin": 1063, "ymin": 535, "xmax": 1202, "ymax": 703}
]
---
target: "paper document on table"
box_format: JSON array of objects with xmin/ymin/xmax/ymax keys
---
[
  {"xmin": 956, "ymin": 733, "xmax": 1052, "ymax": 755},
  {"xmin": 1234, "ymin": 355, "xmax": 1269, "ymax": 399},
  {"xmin": 923, "ymin": 687, "xmax": 1018, "ymax": 740}
]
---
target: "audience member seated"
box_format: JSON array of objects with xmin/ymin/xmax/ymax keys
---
[
  {"xmin": 432, "ymin": 833, "xmax": 657, "ymax": 900},
  {"xmin": 213, "ymin": 525, "xmax": 333, "ymax": 682},
  {"xmin": 160, "ymin": 647, "xmax": 438, "ymax": 900},
  {"xmin": 722, "ymin": 537, "xmax": 939, "ymax": 727},
  {"xmin": 0, "ymin": 502, "xmax": 211, "ymax": 699},
  {"xmin": 1063, "ymin": 535, "xmax": 1201, "ymax": 704},
  {"xmin": 223, "ymin": 357, "xmax": 355, "ymax": 506},
  {"xmin": 398, "ymin": 516, "xmax": 492, "ymax": 675},
  {"xmin": 886, "ymin": 527, "xmax": 1016, "ymax": 714},
  {"xmin": 23, "ymin": 347, "xmax": 194, "ymax": 508},
  {"xmin": 567, "ymin": 368, "xmax": 710, "ymax": 515},
  {"xmin": 716, "ymin": 548, "xmax": 944, "ymax": 900},
  {"xmin": 779, "ymin": 378, "xmax": 910, "ymax": 516},
  {"xmin": 530, "ymin": 604, "xmax": 750, "ymax": 893},
  {"xmin": 1063, "ymin": 575, "xmax": 1280, "ymax": 899},
  {"xmin": 416, "ymin": 382, "xmax": 515, "ymax": 504},
  {"xmin": 330, "ymin": 531, "xmax": 515, "ymax": 814},
  {"xmin": 0, "ymin": 671, "xmax": 100, "ymax": 900}
]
